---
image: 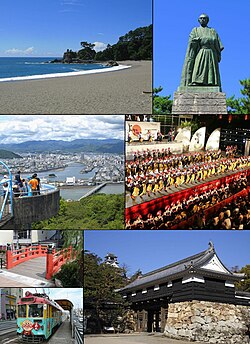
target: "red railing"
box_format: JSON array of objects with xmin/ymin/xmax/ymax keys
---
[
  {"xmin": 6, "ymin": 244, "xmax": 47, "ymax": 269},
  {"xmin": 6, "ymin": 244, "xmax": 77, "ymax": 280},
  {"xmin": 46, "ymin": 246, "xmax": 77, "ymax": 280}
]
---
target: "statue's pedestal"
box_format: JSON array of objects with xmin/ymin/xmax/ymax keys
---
[{"xmin": 172, "ymin": 87, "xmax": 227, "ymax": 114}]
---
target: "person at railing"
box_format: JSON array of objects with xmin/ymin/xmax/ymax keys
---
[
  {"xmin": 0, "ymin": 175, "xmax": 9, "ymax": 197},
  {"xmin": 14, "ymin": 171, "xmax": 23, "ymax": 188},
  {"xmin": 28, "ymin": 174, "xmax": 39, "ymax": 196},
  {"xmin": 20, "ymin": 178, "xmax": 28, "ymax": 196},
  {"xmin": 33, "ymin": 173, "xmax": 41, "ymax": 195},
  {"xmin": 13, "ymin": 184, "xmax": 21, "ymax": 197}
]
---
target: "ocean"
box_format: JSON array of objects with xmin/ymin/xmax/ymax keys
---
[{"xmin": 0, "ymin": 57, "xmax": 110, "ymax": 81}]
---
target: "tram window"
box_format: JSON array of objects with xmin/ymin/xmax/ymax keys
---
[
  {"xmin": 28, "ymin": 304, "xmax": 43, "ymax": 318},
  {"xmin": 18, "ymin": 305, "xmax": 26, "ymax": 318}
]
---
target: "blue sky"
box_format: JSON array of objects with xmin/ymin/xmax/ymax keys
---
[
  {"xmin": 154, "ymin": 0, "xmax": 250, "ymax": 99},
  {"xmin": 23, "ymin": 288, "xmax": 83, "ymax": 310},
  {"xmin": 0, "ymin": 0, "xmax": 152, "ymax": 57},
  {"xmin": 85, "ymin": 231, "xmax": 250, "ymax": 276}
]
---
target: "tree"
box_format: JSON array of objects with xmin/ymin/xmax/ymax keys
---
[
  {"xmin": 180, "ymin": 119, "xmax": 200, "ymax": 135},
  {"xmin": 227, "ymin": 78, "xmax": 250, "ymax": 114},
  {"xmin": 78, "ymin": 41, "xmax": 96, "ymax": 60},
  {"xmin": 84, "ymin": 251, "xmax": 128, "ymax": 333},
  {"xmin": 80, "ymin": 41, "xmax": 95, "ymax": 50},
  {"xmin": 95, "ymin": 25, "xmax": 152, "ymax": 61},
  {"xmin": 235, "ymin": 265, "xmax": 250, "ymax": 292},
  {"xmin": 32, "ymin": 194, "xmax": 124, "ymax": 230},
  {"xmin": 129, "ymin": 269, "xmax": 143, "ymax": 283},
  {"xmin": 153, "ymin": 86, "xmax": 173, "ymax": 114}
]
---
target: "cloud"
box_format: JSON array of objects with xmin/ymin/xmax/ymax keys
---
[
  {"xmin": 5, "ymin": 47, "xmax": 35, "ymax": 56},
  {"xmin": 0, "ymin": 115, "xmax": 124, "ymax": 144},
  {"xmin": 60, "ymin": 0, "xmax": 84, "ymax": 6},
  {"xmin": 93, "ymin": 42, "xmax": 107, "ymax": 52}
]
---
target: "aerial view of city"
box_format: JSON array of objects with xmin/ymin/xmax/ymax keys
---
[{"xmin": 0, "ymin": 115, "xmax": 124, "ymax": 230}]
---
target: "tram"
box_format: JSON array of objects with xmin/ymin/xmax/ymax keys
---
[{"xmin": 17, "ymin": 291, "xmax": 63, "ymax": 342}]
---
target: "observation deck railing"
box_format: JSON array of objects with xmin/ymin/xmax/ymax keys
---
[
  {"xmin": 0, "ymin": 161, "xmax": 13, "ymax": 222},
  {"xmin": 0, "ymin": 161, "xmax": 60, "ymax": 227}
]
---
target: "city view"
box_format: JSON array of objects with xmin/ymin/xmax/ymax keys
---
[
  {"xmin": 0, "ymin": 115, "xmax": 125, "ymax": 230},
  {"xmin": 0, "ymin": 152, "xmax": 124, "ymax": 200}
]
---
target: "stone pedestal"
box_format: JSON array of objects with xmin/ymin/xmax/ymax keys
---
[{"xmin": 172, "ymin": 86, "xmax": 227, "ymax": 114}]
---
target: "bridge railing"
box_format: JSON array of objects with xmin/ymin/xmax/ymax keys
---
[
  {"xmin": 46, "ymin": 246, "xmax": 77, "ymax": 280},
  {"xmin": 6, "ymin": 244, "xmax": 47, "ymax": 269},
  {"xmin": 6, "ymin": 244, "xmax": 77, "ymax": 280}
]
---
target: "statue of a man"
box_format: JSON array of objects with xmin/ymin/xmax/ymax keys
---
[{"xmin": 180, "ymin": 14, "xmax": 224, "ymax": 89}]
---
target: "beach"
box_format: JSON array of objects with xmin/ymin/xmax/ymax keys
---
[{"xmin": 0, "ymin": 60, "xmax": 152, "ymax": 114}]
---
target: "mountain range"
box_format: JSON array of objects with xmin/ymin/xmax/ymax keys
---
[
  {"xmin": 0, "ymin": 149, "xmax": 22, "ymax": 159},
  {"xmin": 0, "ymin": 139, "xmax": 124, "ymax": 154}
]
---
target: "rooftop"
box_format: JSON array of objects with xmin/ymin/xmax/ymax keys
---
[{"xmin": 120, "ymin": 242, "xmax": 245, "ymax": 292}]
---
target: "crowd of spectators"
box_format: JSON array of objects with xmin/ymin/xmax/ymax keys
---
[
  {"xmin": 204, "ymin": 193, "xmax": 250, "ymax": 230},
  {"xmin": 126, "ymin": 175, "xmax": 249, "ymax": 230}
]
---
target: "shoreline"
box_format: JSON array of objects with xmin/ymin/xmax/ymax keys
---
[
  {"xmin": 0, "ymin": 60, "xmax": 152, "ymax": 114},
  {"xmin": 59, "ymin": 181, "xmax": 123, "ymax": 189},
  {"xmin": 0, "ymin": 64, "xmax": 131, "ymax": 83}
]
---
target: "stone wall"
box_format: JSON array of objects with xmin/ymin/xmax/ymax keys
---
[
  {"xmin": 164, "ymin": 301, "xmax": 250, "ymax": 344},
  {"xmin": 13, "ymin": 190, "xmax": 60, "ymax": 225}
]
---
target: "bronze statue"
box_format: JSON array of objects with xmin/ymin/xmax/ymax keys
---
[{"xmin": 180, "ymin": 14, "xmax": 224, "ymax": 89}]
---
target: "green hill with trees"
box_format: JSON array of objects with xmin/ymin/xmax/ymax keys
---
[
  {"xmin": 56, "ymin": 25, "xmax": 152, "ymax": 64},
  {"xmin": 32, "ymin": 194, "xmax": 124, "ymax": 230},
  {"xmin": 95, "ymin": 25, "xmax": 152, "ymax": 61},
  {"xmin": 0, "ymin": 149, "xmax": 22, "ymax": 159}
]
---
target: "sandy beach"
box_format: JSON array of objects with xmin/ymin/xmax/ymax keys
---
[{"xmin": 0, "ymin": 60, "xmax": 152, "ymax": 114}]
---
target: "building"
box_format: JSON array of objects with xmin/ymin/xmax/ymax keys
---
[
  {"xmin": 66, "ymin": 176, "xmax": 76, "ymax": 184},
  {"xmin": 119, "ymin": 243, "xmax": 250, "ymax": 343},
  {"xmin": 0, "ymin": 230, "xmax": 59, "ymax": 250},
  {"xmin": 104, "ymin": 253, "xmax": 120, "ymax": 268},
  {"xmin": 0, "ymin": 288, "xmax": 22, "ymax": 320}
]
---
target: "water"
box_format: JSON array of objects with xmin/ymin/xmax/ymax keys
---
[
  {"xmin": 23, "ymin": 162, "xmax": 97, "ymax": 182},
  {"xmin": 60, "ymin": 183, "xmax": 124, "ymax": 200},
  {"xmin": 0, "ymin": 57, "xmax": 110, "ymax": 81},
  {"xmin": 20, "ymin": 162, "xmax": 124, "ymax": 200}
]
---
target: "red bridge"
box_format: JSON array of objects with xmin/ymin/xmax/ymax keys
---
[{"xmin": 6, "ymin": 244, "xmax": 77, "ymax": 280}]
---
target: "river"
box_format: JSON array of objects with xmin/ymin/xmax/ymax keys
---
[
  {"xmin": 26, "ymin": 162, "xmax": 124, "ymax": 200},
  {"xmin": 60, "ymin": 183, "xmax": 124, "ymax": 201}
]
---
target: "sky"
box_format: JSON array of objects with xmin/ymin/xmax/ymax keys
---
[
  {"xmin": 0, "ymin": 0, "xmax": 152, "ymax": 57},
  {"xmin": 85, "ymin": 230, "xmax": 250, "ymax": 276},
  {"xmin": 0, "ymin": 115, "xmax": 124, "ymax": 144},
  {"xmin": 154, "ymin": 0, "xmax": 250, "ymax": 99},
  {"xmin": 23, "ymin": 288, "xmax": 83, "ymax": 310}
]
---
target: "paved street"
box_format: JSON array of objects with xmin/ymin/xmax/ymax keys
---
[
  {"xmin": 47, "ymin": 321, "xmax": 74, "ymax": 344},
  {"xmin": 85, "ymin": 334, "xmax": 203, "ymax": 344},
  {"xmin": 0, "ymin": 269, "xmax": 53, "ymax": 287}
]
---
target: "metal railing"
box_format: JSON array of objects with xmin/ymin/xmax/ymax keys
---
[
  {"xmin": 1, "ymin": 161, "xmax": 59, "ymax": 225},
  {"xmin": 12, "ymin": 183, "xmax": 57, "ymax": 197},
  {"xmin": 74, "ymin": 323, "xmax": 83, "ymax": 344},
  {"xmin": 0, "ymin": 161, "xmax": 13, "ymax": 222}
]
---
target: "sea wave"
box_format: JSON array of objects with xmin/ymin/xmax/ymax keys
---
[
  {"xmin": 0, "ymin": 64, "xmax": 131, "ymax": 82},
  {"xmin": 23, "ymin": 62, "xmax": 46, "ymax": 65}
]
